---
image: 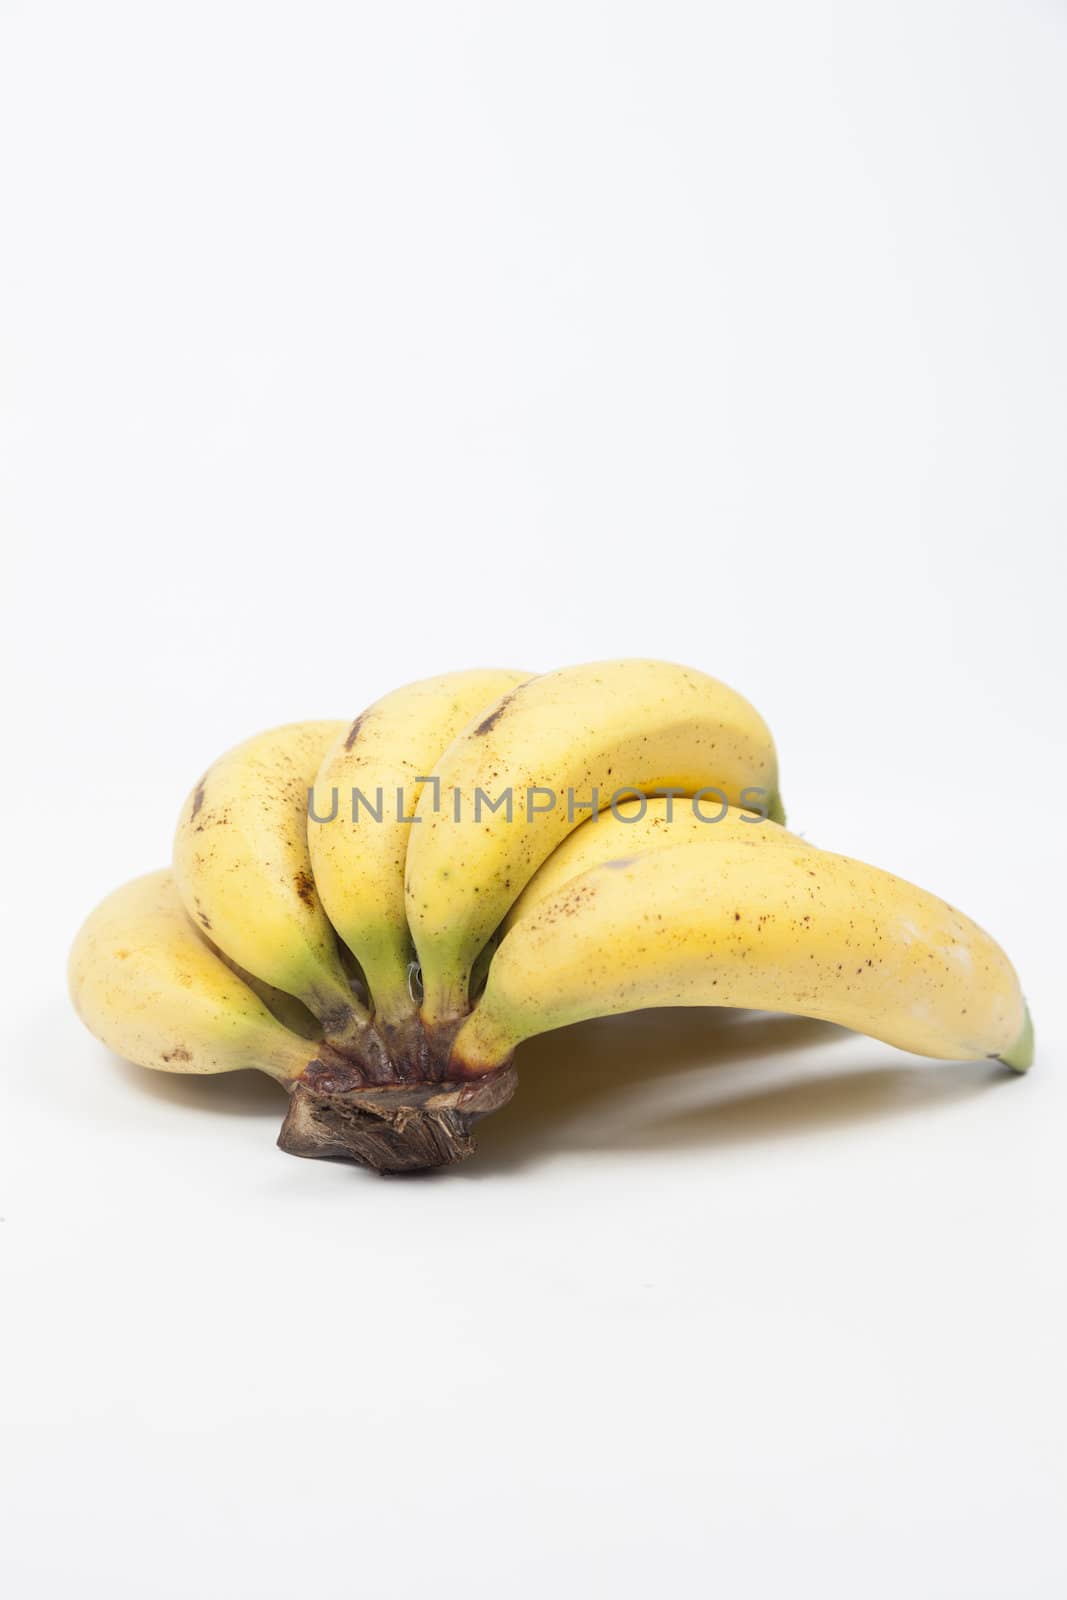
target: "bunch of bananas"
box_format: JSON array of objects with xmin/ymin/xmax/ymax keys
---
[{"xmin": 69, "ymin": 660, "xmax": 1032, "ymax": 1174}]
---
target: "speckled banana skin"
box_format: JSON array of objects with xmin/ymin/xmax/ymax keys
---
[
  {"xmin": 173, "ymin": 720, "xmax": 368, "ymax": 1049},
  {"xmin": 450, "ymin": 839, "xmax": 1032, "ymax": 1075},
  {"xmin": 406, "ymin": 660, "xmax": 783, "ymax": 1028},
  {"xmin": 68, "ymin": 870, "xmax": 314, "ymax": 1082},
  {"xmin": 503, "ymin": 798, "xmax": 810, "ymax": 931},
  {"xmin": 308, "ymin": 669, "xmax": 529, "ymax": 1030}
]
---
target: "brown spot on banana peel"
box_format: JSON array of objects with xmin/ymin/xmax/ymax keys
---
[
  {"xmin": 190, "ymin": 778, "xmax": 207, "ymax": 820},
  {"xmin": 343, "ymin": 714, "xmax": 366, "ymax": 751},
  {"xmin": 473, "ymin": 687, "xmax": 523, "ymax": 737},
  {"xmin": 293, "ymin": 870, "xmax": 316, "ymax": 907}
]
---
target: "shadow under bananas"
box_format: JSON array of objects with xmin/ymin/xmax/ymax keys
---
[
  {"xmin": 111, "ymin": 1008, "xmax": 1011, "ymax": 1177},
  {"xmin": 113, "ymin": 1055, "xmax": 287, "ymax": 1117},
  {"xmin": 463, "ymin": 1009, "xmax": 1010, "ymax": 1176}
]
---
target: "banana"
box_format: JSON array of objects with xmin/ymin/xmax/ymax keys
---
[
  {"xmin": 502, "ymin": 797, "xmax": 809, "ymax": 931},
  {"xmin": 173, "ymin": 720, "xmax": 370, "ymax": 1052},
  {"xmin": 449, "ymin": 838, "xmax": 1032, "ymax": 1075},
  {"xmin": 206, "ymin": 947, "xmax": 323, "ymax": 1040},
  {"xmin": 68, "ymin": 870, "xmax": 315, "ymax": 1082},
  {"xmin": 308, "ymin": 669, "xmax": 529, "ymax": 1033},
  {"xmin": 406, "ymin": 659, "xmax": 783, "ymax": 1029}
]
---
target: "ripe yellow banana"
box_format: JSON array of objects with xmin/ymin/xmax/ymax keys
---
[
  {"xmin": 207, "ymin": 948, "xmax": 322, "ymax": 1039},
  {"xmin": 173, "ymin": 720, "xmax": 371, "ymax": 1053},
  {"xmin": 449, "ymin": 838, "xmax": 1032, "ymax": 1075},
  {"xmin": 68, "ymin": 870, "xmax": 315, "ymax": 1082},
  {"xmin": 406, "ymin": 659, "xmax": 783, "ymax": 1029},
  {"xmin": 69, "ymin": 869, "xmax": 515, "ymax": 1172},
  {"xmin": 308, "ymin": 669, "xmax": 529, "ymax": 1035},
  {"xmin": 502, "ymin": 797, "xmax": 809, "ymax": 931}
]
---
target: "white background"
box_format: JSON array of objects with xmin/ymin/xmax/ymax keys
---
[{"xmin": 2, "ymin": 3, "xmax": 1065, "ymax": 1595}]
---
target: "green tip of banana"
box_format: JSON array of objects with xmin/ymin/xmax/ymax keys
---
[
  {"xmin": 767, "ymin": 791, "xmax": 787, "ymax": 827},
  {"xmin": 997, "ymin": 1006, "xmax": 1034, "ymax": 1074}
]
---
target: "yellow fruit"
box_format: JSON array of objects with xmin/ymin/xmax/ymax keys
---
[
  {"xmin": 308, "ymin": 669, "xmax": 529, "ymax": 1030},
  {"xmin": 450, "ymin": 839, "xmax": 1031, "ymax": 1075},
  {"xmin": 407, "ymin": 659, "xmax": 783, "ymax": 1029},
  {"xmin": 69, "ymin": 870, "xmax": 314, "ymax": 1082},
  {"xmin": 173, "ymin": 720, "xmax": 369, "ymax": 1051},
  {"xmin": 503, "ymin": 797, "xmax": 809, "ymax": 930}
]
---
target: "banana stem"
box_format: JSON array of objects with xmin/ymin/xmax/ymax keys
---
[
  {"xmin": 318, "ymin": 1007, "xmax": 391, "ymax": 1075},
  {"xmin": 447, "ymin": 1003, "xmax": 516, "ymax": 1078},
  {"xmin": 277, "ymin": 1062, "xmax": 517, "ymax": 1174},
  {"xmin": 359, "ymin": 951, "xmax": 423, "ymax": 1030}
]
